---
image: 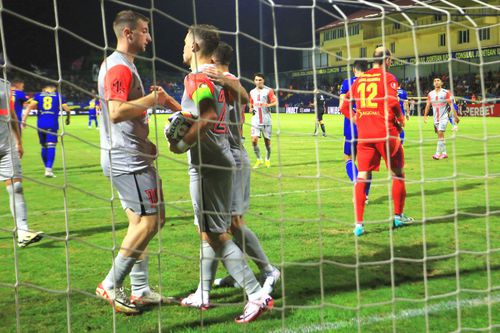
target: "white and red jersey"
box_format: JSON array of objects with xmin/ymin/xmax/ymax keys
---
[
  {"xmin": 250, "ymin": 86, "xmax": 275, "ymax": 126},
  {"xmin": 427, "ymin": 88, "xmax": 452, "ymax": 123},
  {"xmin": 98, "ymin": 51, "xmax": 155, "ymax": 177}
]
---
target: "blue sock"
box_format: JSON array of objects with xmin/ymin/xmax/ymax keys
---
[
  {"xmin": 345, "ymin": 160, "xmax": 358, "ymax": 182},
  {"xmin": 41, "ymin": 147, "xmax": 47, "ymax": 165},
  {"xmin": 365, "ymin": 173, "xmax": 372, "ymax": 197},
  {"xmin": 46, "ymin": 147, "xmax": 56, "ymax": 168}
]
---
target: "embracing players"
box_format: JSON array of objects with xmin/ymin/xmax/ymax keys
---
[
  {"xmin": 250, "ymin": 73, "xmax": 277, "ymax": 168},
  {"xmin": 23, "ymin": 84, "xmax": 71, "ymax": 178},
  {"xmin": 423, "ymin": 78, "xmax": 458, "ymax": 160},
  {"xmin": 340, "ymin": 47, "xmax": 413, "ymax": 236},
  {"xmin": 168, "ymin": 24, "xmax": 273, "ymax": 323},
  {"xmin": 0, "ymin": 79, "xmax": 43, "ymax": 247},
  {"xmin": 95, "ymin": 10, "xmax": 179, "ymax": 315}
]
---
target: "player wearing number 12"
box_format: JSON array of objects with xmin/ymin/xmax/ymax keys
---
[
  {"xmin": 340, "ymin": 47, "xmax": 414, "ymax": 237},
  {"xmin": 23, "ymin": 84, "xmax": 71, "ymax": 178}
]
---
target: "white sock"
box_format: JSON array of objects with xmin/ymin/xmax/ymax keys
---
[
  {"xmin": 196, "ymin": 240, "xmax": 218, "ymax": 303},
  {"xmin": 233, "ymin": 225, "xmax": 273, "ymax": 273},
  {"xmin": 6, "ymin": 182, "xmax": 28, "ymax": 235},
  {"xmin": 130, "ymin": 256, "xmax": 151, "ymax": 297},
  {"xmin": 102, "ymin": 253, "xmax": 136, "ymax": 289},
  {"xmin": 218, "ymin": 240, "xmax": 262, "ymax": 301}
]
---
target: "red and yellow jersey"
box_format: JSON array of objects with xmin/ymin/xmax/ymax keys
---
[{"xmin": 340, "ymin": 68, "xmax": 401, "ymax": 141}]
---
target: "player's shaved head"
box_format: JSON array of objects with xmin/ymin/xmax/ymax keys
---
[
  {"xmin": 212, "ymin": 42, "xmax": 233, "ymax": 66},
  {"xmin": 188, "ymin": 24, "xmax": 220, "ymax": 58},
  {"xmin": 353, "ymin": 60, "xmax": 368, "ymax": 72},
  {"xmin": 113, "ymin": 10, "xmax": 149, "ymax": 38},
  {"xmin": 373, "ymin": 46, "xmax": 392, "ymax": 66}
]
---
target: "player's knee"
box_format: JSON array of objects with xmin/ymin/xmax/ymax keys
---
[{"xmin": 12, "ymin": 181, "xmax": 23, "ymax": 194}]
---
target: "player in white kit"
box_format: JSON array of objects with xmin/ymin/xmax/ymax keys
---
[
  {"xmin": 250, "ymin": 74, "xmax": 277, "ymax": 168},
  {"xmin": 0, "ymin": 79, "xmax": 43, "ymax": 247},
  {"xmin": 424, "ymin": 78, "xmax": 456, "ymax": 160},
  {"xmin": 168, "ymin": 25, "xmax": 273, "ymax": 323},
  {"xmin": 95, "ymin": 10, "xmax": 180, "ymax": 315},
  {"xmin": 202, "ymin": 42, "xmax": 281, "ymax": 295}
]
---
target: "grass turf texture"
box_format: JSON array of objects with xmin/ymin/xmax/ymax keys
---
[{"xmin": 0, "ymin": 114, "xmax": 499, "ymax": 333}]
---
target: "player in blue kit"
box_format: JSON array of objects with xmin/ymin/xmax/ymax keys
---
[
  {"xmin": 87, "ymin": 90, "xmax": 100, "ymax": 129},
  {"xmin": 339, "ymin": 60, "xmax": 371, "ymax": 199},
  {"xmin": 397, "ymin": 85, "xmax": 409, "ymax": 144},
  {"xmin": 10, "ymin": 79, "xmax": 28, "ymax": 131},
  {"xmin": 23, "ymin": 85, "xmax": 71, "ymax": 177}
]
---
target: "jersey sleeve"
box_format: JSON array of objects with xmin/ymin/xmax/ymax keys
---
[
  {"xmin": 268, "ymin": 88, "xmax": 276, "ymax": 102},
  {"xmin": 445, "ymin": 90, "xmax": 452, "ymax": 103},
  {"xmin": 19, "ymin": 91, "xmax": 28, "ymax": 103},
  {"xmin": 339, "ymin": 79, "xmax": 349, "ymax": 95},
  {"xmin": 386, "ymin": 74, "xmax": 401, "ymax": 115},
  {"xmin": 339, "ymin": 90, "xmax": 352, "ymax": 120},
  {"xmin": 60, "ymin": 95, "xmax": 67, "ymax": 105},
  {"xmin": 104, "ymin": 64, "xmax": 133, "ymax": 102},
  {"xmin": 184, "ymin": 73, "xmax": 215, "ymax": 105}
]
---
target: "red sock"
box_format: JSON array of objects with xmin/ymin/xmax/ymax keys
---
[
  {"xmin": 392, "ymin": 174, "xmax": 406, "ymax": 215},
  {"xmin": 355, "ymin": 180, "xmax": 367, "ymax": 224}
]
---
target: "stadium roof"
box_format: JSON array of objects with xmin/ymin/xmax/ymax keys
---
[{"xmin": 316, "ymin": 0, "xmax": 418, "ymax": 32}]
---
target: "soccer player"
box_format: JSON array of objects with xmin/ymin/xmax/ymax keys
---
[
  {"xmin": 10, "ymin": 79, "xmax": 28, "ymax": 131},
  {"xmin": 249, "ymin": 73, "xmax": 277, "ymax": 168},
  {"xmin": 397, "ymin": 84, "xmax": 410, "ymax": 144},
  {"xmin": 95, "ymin": 10, "xmax": 179, "ymax": 315},
  {"xmin": 168, "ymin": 25, "xmax": 273, "ymax": 323},
  {"xmin": 0, "ymin": 79, "xmax": 43, "ymax": 247},
  {"xmin": 87, "ymin": 89, "xmax": 100, "ymax": 129},
  {"xmin": 312, "ymin": 93, "xmax": 327, "ymax": 136},
  {"xmin": 340, "ymin": 47, "xmax": 414, "ymax": 237},
  {"xmin": 339, "ymin": 60, "xmax": 371, "ymax": 198},
  {"xmin": 23, "ymin": 84, "xmax": 71, "ymax": 178},
  {"xmin": 423, "ymin": 78, "xmax": 456, "ymax": 160},
  {"xmin": 203, "ymin": 42, "xmax": 281, "ymax": 295}
]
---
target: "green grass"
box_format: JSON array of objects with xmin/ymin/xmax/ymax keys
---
[{"xmin": 0, "ymin": 114, "xmax": 499, "ymax": 333}]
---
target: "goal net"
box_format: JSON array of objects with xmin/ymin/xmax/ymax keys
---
[{"xmin": 0, "ymin": 0, "xmax": 498, "ymax": 332}]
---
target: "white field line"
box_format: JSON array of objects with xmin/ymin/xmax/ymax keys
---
[
  {"xmin": 0, "ymin": 186, "xmax": 339, "ymax": 218},
  {"xmin": 270, "ymin": 295, "xmax": 500, "ymax": 333}
]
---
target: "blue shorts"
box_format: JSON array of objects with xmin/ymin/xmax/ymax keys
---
[
  {"xmin": 344, "ymin": 136, "xmax": 357, "ymax": 156},
  {"xmin": 38, "ymin": 128, "xmax": 58, "ymax": 145}
]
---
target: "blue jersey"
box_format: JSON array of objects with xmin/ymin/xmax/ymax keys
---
[
  {"xmin": 11, "ymin": 89, "xmax": 27, "ymax": 121},
  {"xmin": 33, "ymin": 92, "xmax": 66, "ymax": 129},
  {"xmin": 340, "ymin": 77, "xmax": 358, "ymax": 139},
  {"xmin": 397, "ymin": 88, "xmax": 408, "ymax": 116},
  {"xmin": 88, "ymin": 98, "xmax": 99, "ymax": 116}
]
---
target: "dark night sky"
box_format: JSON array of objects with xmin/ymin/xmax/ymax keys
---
[{"xmin": 1, "ymin": 0, "xmax": 356, "ymax": 79}]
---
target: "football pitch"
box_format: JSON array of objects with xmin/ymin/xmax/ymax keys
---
[{"xmin": 1, "ymin": 114, "xmax": 499, "ymax": 333}]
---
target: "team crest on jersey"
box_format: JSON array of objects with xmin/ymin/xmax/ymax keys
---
[
  {"xmin": 112, "ymin": 79, "xmax": 126, "ymax": 95},
  {"xmin": 390, "ymin": 82, "xmax": 398, "ymax": 90}
]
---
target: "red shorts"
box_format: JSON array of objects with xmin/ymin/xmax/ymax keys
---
[{"xmin": 357, "ymin": 139, "xmax": 404, "ymax": 172}]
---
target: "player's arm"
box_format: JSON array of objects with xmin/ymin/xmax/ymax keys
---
[
  {"xmin": 404, "ymin": 99, "xmax": 410, "ymax": 120},
  {"xmin": 9, "ymin": 106, "xmax": 23, "ymax": 158},
  {"xmin": 169, "ymin": 78, "xmax": 217, "ymax": 154},
  {"xmin": 447, "ymin": 93, "xmax": 459, "ymax": 124},
  {"xmin": 105, "ymin": 65, "xmax": 174, "ymax": 123},
  {"xmin": 22, "ymin": 100, "xmax": 37, "ymax": 128},
  {"xmin": 423, "ymin": 95, "xmax": 431, "ymax": 123},
  {"xmin": 203, "ymin": 67, "xmax": 249, "ymax": 104},
  {"xmin": 266, "ymin": 89, "xmax": 277, "ymax": 108},
  {"xmin": 62, "ymin": 103, "xmax": 71, "ymax": 125},
  {"xmin": 387, "ymin": 77, "xmax": 404, "ymax": 130},
  {"xmin": 339, "ymin": 90, "xmax": 354, "ymax": 121}
]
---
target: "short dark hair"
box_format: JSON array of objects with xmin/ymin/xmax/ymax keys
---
[
  {"xmin": 254, "ymin": 73, "xmax": 265, "ymax": 80},
  {"xmin": 113, "ymin": 10, "xmax": 149, "ymax": 37},
  {"xmin": 12, "ymin": 78, "xmax": 23, "ymax": 84},
  {"xmin": 353, "ymin": 60, "xmax": 368, "ymax": 72},
  {"xmin": 188, "ymin": 24, "xmax": 220, "ymax": 58},
  {"xmin": 373, "ymin": 47, "xmax": 392, "ymax": 65},
  {"xmin": 213, "ymin": 42, "xmax": 233, "ymax": 66}
]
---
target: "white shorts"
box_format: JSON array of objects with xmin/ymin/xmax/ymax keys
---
[
  {"xmin": 231, "ymin": 148, "xmax": 250, "ymax": 215},
  {"xmin": 189, "ymin": 167, "xmax": 233, "ymax": 234},
  {"xmin": 434, "ymin": 117, "xmax": 448, "ymax": 132},
  {"xmin": 251, "ymin": 124, "xmax": 272, "ymax": 139},
  {"xmin": 0, "ymin": 148, "xmax": 22, "ymax": 181}
]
